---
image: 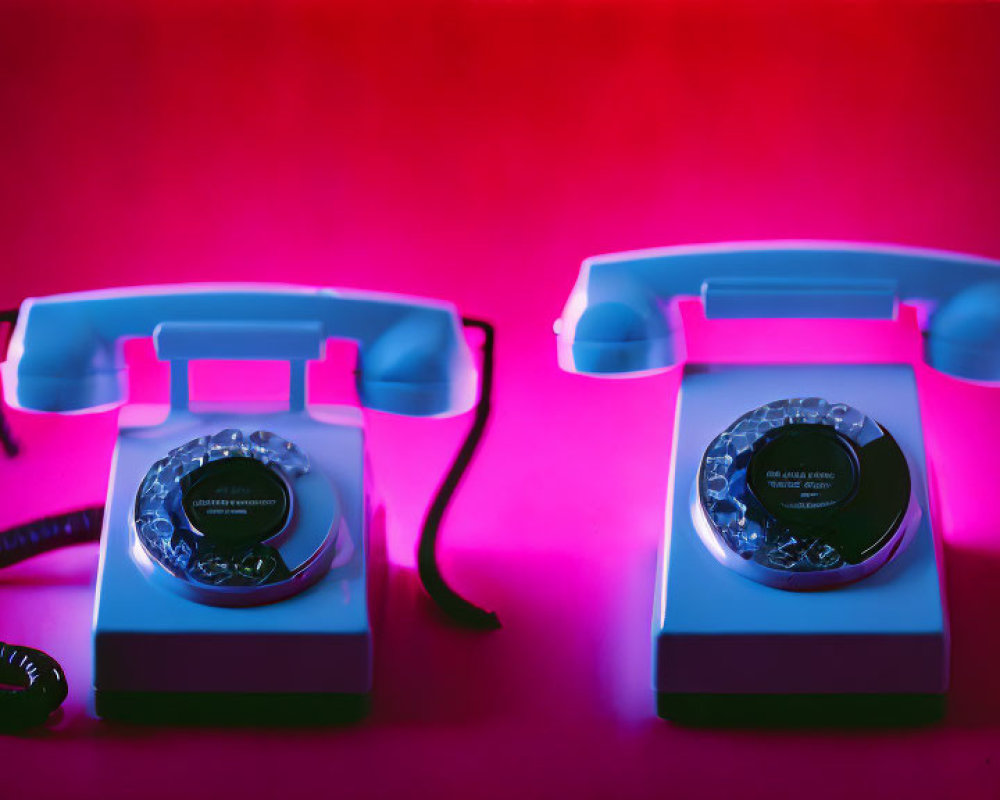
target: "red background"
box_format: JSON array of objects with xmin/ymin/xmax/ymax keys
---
[{"xmin": 2, "ymin": 2, "xmax": 1000, "ymax": 798}]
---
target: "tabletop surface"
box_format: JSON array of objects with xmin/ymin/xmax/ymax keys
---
[{"xmin": 2, "ymin": 2, "xmax": 1000, "ymax": 798}]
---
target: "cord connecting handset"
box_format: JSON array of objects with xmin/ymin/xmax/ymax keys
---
[
  {"xmin": 418, "ymin": 318, "xmax": 500, "ymax": 629},
  {"xmin": 0, "ymin": 286, "xmax": 498, "ymax": 730}
]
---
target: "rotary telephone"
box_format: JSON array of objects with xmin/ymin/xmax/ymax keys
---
[
  {"xmin": 556, "ymin": 241, "xmax": 1000, "ymax": 720},
  {"xmin": 0, "ymin": 285, "xmax": 497, "ymax": 728}
]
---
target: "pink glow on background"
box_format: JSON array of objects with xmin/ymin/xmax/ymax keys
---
[{"xmin": 2, "ymin": 2, "xmax": 1000, "ymax": 798}]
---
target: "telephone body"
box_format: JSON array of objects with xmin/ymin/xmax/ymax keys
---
[
  {"xmin": 2, "ymin": 284, "xmax": 484, "ymax": 721},
  {"xmin": 556, "ymin": 242, "xmax": 1000, "ymax": 720}
]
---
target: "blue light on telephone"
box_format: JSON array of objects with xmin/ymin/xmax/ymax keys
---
[
  {"xmin": 556, "ymin": 241, "xmax": 1000, "ymax": 721},
  {"xmin": 0, "ymin": 285, "xmax": 498, "ymax": 728}
]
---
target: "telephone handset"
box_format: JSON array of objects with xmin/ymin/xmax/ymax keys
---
[
  {"xmin": 3, "ymin": 284, "xmax": 478, "ymax": 415},
  {"xmin": 557, "ymin": 240, "xmax": 1000, "ymax": 381},
  {"xmin": 0, "ymin": 285, "xmax": 497, "ymax": 729},
  {"xmin": 557, "ymin": 241, "xmax": 1000, "ymax": 719}
]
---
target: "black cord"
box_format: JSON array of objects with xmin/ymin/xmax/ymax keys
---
[
  {"xmin": 0, "ymin": 404, "xmax": 16, "ymax": 458},
  {"xmin": 0, "ymin": 642, "xmax": 68, "ymax": 731},
  {"xmin": 0, "ymin": 308, "xmax": 19, "ymax": 457},
  {"xmin": 0, "ymin": 305, "xmax": 101, "ymax": 729},
  {"xmin": 0, "ymin": 507, "xmax": 103, "ymax": 730},
  {"xmin": 0, "ymin": 507, "xmax": 105, "ymax": 569},
  {"xmin": 416, "ymin": 318, "xmax": 500, "ymax": 629}
]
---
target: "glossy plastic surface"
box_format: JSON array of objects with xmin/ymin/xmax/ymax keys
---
[
  {"xmin": 94, "ymin": 407, "xmax": 375, "ymax": 698},
  {"xmin": 654, "ymin": 364, "xmax": 947, "ymax": 697},
  {"xmin": 2, "ymin": 285, "xmax": 476, "ymax": 417},
  {"xmin": 556, "ymin": 242, "xmax": 1000, "ymax": 381}
]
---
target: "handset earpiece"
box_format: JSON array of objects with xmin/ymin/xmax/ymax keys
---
[
  {"xmin": 357, "ymin": 309, "xmax": 476, "ymax": 416},
  {"xmin": 925, "ymin": 280, "xmax": 1000, "ymax": 382},
  {"xmin": 557, "ymin": 266, "xmax": 677, "ymax": 375}
]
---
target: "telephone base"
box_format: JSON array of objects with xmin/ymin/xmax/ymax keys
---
[
  {"xmin": 93, "ymin": 407, "xmax": 385, "ymax": 718},
  {"xmin": 656, "ymin": 692, "xmax": 946, "ymax": 726},
  {"xmin": 654, "ymin": 365, "xmax": 949, "ymax": 708}
]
